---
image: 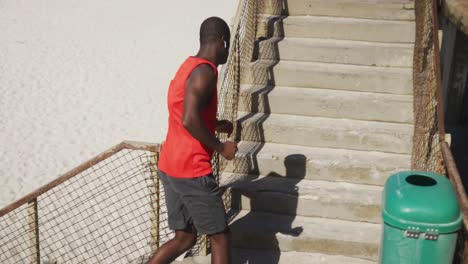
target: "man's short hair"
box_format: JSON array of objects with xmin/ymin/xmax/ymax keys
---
[{"xmin": 199, "ymin": 17, "xmax": 230, "ymax": 44}]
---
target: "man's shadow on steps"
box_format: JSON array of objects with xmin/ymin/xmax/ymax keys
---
[{"xmin": 229, "ymin": 154, "xmax": 306, "ymax": 264}]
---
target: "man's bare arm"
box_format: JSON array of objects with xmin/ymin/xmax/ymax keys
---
[{"xmin": 182, "ymin": 64, "xmax": 224, "ymax": 152}]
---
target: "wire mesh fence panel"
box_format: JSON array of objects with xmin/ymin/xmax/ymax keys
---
[
  {"xmin": 412, "ymin": 0, "xmax": 445, "ymax": 174},
  {"xmin": 0, "ymin": 204, "xmax": 33, "ymax": 263},
  {"xmin": 217, "ymin": 0, "xmax": 257, "ymax": 144},
  {"xmin": 0, "ymin": 146, "xmax": 168, "ymax": 264},
  {"xmin": 156, "ymin": 182, "xmax": 171, "ymax": 247},
  {"xmin": 215, "ymin": 0, "xmax": 291, "ymax": 182},
  {"xmin": 38, "ymin": 149, "xmax": 155, "ymax": 264}
]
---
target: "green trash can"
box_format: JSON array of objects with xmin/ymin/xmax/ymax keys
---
[{"xmin": 380, "ymin": 171, "xmax": 462, "ymax": 264}]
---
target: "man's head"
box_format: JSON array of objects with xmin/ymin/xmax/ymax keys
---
[{"xmin": 199, "ymin": 17, "xmax": 230, "ymax": 65}]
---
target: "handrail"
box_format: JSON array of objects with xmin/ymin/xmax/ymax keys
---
[
  {"xmin": 431, "ymin": 0, "xmax": 468, "ymax": 230},
  {"xmin": 430, "ymin": 0, "xmax": 468, "ymax": 261},
  {"xmin": 0, "ymin": 140, "xmax": 159, "ymax": 218},
  {"xmin": 441, "ymin": 142, "xmax": 468, "ymax": 226}
]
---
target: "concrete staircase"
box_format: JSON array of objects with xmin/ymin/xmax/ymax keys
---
[{"xmin": 215, "ymin": 0, "xmax": 415, "ymax": 263}]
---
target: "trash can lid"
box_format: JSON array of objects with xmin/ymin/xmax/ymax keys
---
[{"xmin": 382, "ymin": 171, "xmax": 462, "ymax": 233}]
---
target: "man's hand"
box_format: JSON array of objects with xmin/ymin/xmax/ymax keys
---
[
  {"xmin": 216, "ymin": 120, "xmax": 234, "ymax": 136},
  {"xmin": 219, "ymin": 141, "xmax": 238, "ymax": 160}
]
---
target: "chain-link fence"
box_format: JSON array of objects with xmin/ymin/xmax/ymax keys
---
[
  {"xmin": 214, "ymin": 0, "xmax": 292, "ymax": 225},
  {"xmin": 217, "ymin": 0, "xmax": 258, "ymax": 144},
  {"xmin": 0, "ymin": 142, "xmax": 168, "ymax": 264},
  {"xmin": 215, "ymin": 0, "xmax": 289, "ymax": 178},
  {"xmin": 412, "ymin": 0, "xmax": 445, "ymax": 174}
]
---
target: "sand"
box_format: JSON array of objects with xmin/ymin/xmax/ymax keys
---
[{"xmin": 0, "ymin": 0, "xmax": 238, "ymax": 208}]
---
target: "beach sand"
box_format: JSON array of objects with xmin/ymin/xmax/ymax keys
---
[{"xmin": 0, "ymin": 0, "xmax": 238, "ymax": 208}]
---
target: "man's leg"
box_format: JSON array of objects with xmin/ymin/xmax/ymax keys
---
[
  {"xmin": 146, "ymin": 225, "xmax": 197, "ymax": 264},
  {"xmin": 209, "ymin": 229, "xmax": 231, "ymax": 264},
  {"xmin": 169, "ymin": 174, "xmax": 230, "ymax": 263},
  {"xmin": 149, "ymin": 171, "xmax": 196, "ymax": 264}
]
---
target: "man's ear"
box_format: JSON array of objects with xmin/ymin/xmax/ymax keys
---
[{"xmin": 220, "ymin": 35, "xmax": 227, "ymax": 48}]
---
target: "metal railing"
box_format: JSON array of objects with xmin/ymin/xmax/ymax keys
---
[
  {"xmin": 433, "ymin": 1, "xmax": 468, "ymax": 261},
  {"xmin": 435, "ymin": 9, "xmax": 468, "ymax": 264}
]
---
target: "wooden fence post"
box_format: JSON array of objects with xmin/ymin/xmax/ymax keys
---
[
  {"xmin": 28, "ymin": 199, "xmax": 39, "ymax": 264},
  {"xmin": 149, "ymin": 153, "xmax": 160, "ymax": 254}
]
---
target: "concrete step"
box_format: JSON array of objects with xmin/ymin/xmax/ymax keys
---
[
  {"xmin": 223, "ymin": 141, "xmax": 411, "ymax": 186},
  {"xmin": 258, "ymin": 37, "xmax": 413, "ymax": 67},
  {"xmin": 221, "ymin": 172, "xmax": 382, "ymax": 223},
  {"xmin": 175, "ymin": 248, "xmax": 375, "ymax": 264},
  {"xmin": 282, "ymin": 0, "xmax": 414, "ymax": 20},
  {"xmin": 244, "ymin": 60, "xmax": 412, "ymax": 95},
  {"xmin": 238, "ymin": 112, "xmax": 413, "ymax": 154},
  {"xmin": 230, "ymin": 249, "xmax": 376, "ymax": 264},
  {"xmin": 239, "ymin": 85, "xmax": 414, "ymax": 124},
  {"xmin": 229, "ymin": 210, "xmax": 381, "ymax": 260},
  {"xmin": 257, "ymin": 15, "xmax": 415, "ymax": 43}
]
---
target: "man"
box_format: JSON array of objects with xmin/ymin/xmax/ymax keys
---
[{"xmin": 147, "ymin": 17, "xmax": 237, "ymax": 264}]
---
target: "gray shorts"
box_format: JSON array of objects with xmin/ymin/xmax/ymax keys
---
[{"xmin": 158, "ymin": 170, "xmax": 227, "ymax": 235}]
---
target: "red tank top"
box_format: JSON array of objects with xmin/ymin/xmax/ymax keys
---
[{"xmin": 158, "ymin": 57, "xmax": 218, "ymax": 178}]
